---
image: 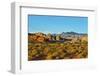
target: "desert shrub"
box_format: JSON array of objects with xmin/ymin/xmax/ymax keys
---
[{"xmin": 28, "ymin": 39, "xmax": 88, "ymax": 60}]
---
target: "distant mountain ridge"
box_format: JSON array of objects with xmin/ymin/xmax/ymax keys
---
[
  {"xmin": 61, "ymin": 32, "xmax": 87, "ymax": 35},
  {"xmin": 29, "ymin": 31, "xmax": 87, "ymax": 35},
  {"xmin": 60, "ymin": 32, "xmax": 87, "ymax": 39}
]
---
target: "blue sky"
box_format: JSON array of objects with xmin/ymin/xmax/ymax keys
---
[{"xmin": 28, "ymin": 15, "xmax": 88, "ymax": 34}]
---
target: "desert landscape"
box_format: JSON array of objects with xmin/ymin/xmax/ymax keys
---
[{"xmin": 28, "ymin": 32, "xmax": 88, "ymax": 61}]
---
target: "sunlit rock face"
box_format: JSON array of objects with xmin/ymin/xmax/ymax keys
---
[{"xmin": 28, "ymin": 32, "xmax": 88, "ymax": 43}]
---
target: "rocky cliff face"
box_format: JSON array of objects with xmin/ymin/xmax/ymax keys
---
[
  {"xmin": 28, "ymin": 32, "xmax": 88, "ymax": 43},
  {"xmin": 28, "ymin": 33, "xmax": 47, "ymax": 42}
]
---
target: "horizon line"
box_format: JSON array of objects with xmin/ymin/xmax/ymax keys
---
[{"xmin": 28, "ymin": 31, "xmax": 88, "ymax": 34}]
